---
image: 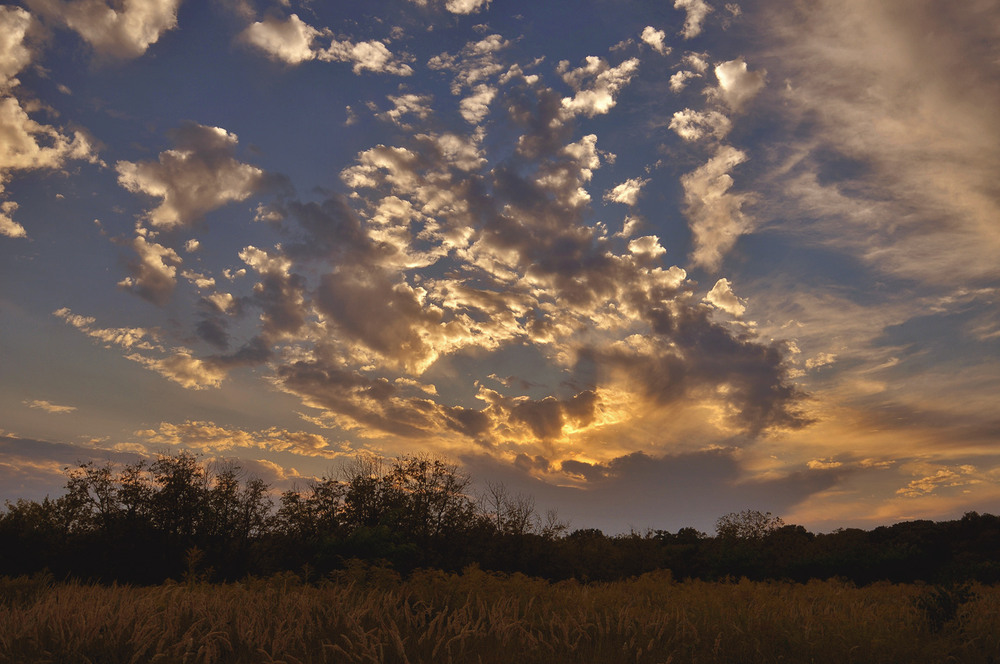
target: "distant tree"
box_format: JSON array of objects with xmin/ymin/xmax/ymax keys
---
[{"xmin": 715, "ymin": 510, "xmax": 785, "ymax": 541}]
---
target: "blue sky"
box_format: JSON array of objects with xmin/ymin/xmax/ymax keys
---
[{"xmin": 2, "ymin": 0, "xmax": 999, "ymax": 534}]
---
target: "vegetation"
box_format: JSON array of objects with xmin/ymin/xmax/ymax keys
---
[
  {"xmin": 2, "ymin": 451, "xmax": 1000, "ymax": 585},
  {"xmin": 1, "ymin": 569, "xmax": 998, "ymax": 663}
]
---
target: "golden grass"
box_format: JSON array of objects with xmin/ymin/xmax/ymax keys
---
[{"xmin": 1, "ymin": 569, "xmax": 998, "ymax": 663}]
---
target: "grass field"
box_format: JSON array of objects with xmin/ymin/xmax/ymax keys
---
[{"xmin": 1, "ymin": 568, "xmax": 998, "ymax": 663}]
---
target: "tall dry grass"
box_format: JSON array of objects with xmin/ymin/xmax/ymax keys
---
[{"xmin": 1, "ymin": 568, "xmax": 997, "ymax": 663}]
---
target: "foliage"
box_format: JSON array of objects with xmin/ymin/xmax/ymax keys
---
[
  {"xmin": 1, "ymin": 572, "xmax": 999, "ymax": 663},
  {"xmin": 2, "ymin": 454, "xmax": 1000, "ymax": 586}
]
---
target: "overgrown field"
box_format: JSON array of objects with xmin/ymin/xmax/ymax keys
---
[{"xmin": 1, "ymin": 568, "xmax": 998, "ymax": 663}]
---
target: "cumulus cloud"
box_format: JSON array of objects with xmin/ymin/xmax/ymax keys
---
[
  {"xmin": 381, "ymin": 93, "xmax": 434, "ymax": 127},
  {"xmin": 674, "ymin": 0, "xmax": 712, "ymax": 39},
  {"xmin": 669, "ymin": 70, "xmax": 698, "ymax": 92},
  {"xmin": 116, "ymin": 123, "xmax": 264, "ymax": 229},
  {"xmin": 459, "ymin": 84, "xmax": 496, "ymax": 124},
  {"xmin": 408, "ymin": 0, "xmax": 492, "ymax": 14},
  {"xmin": 628, "ymin": 235, "xmax": 666, "ymax": 260},
  {"xmin": 241, "ymin": 13, "xmax": 413, "ymax": 75},
  {"xmin": 240, "ymin": 13, "xmax": 318, "ymax": 65},
  {"xmin": 669, "ymin": 108, "xmax": 731, "ymax": 141},
  {"xmin": 704, "ymin": 277, "xmax": 746, "ymax": 316},
  {"xmin": 428, "ymin": 33, "xmax": 510, "ymax": 95},
  {"xmin": 118, "ymin": 232, "xmax": 182, "ymax": 305},
  {"xmin": 25, "ymin": 0, "xmax": 181, "ymax": 59},
  {"xmin": 640, "ymin": 26, "xmax": 669, "ymax": 55},
  {"xmin": 0, "ymin": 6, "xmax": 33, "ymax": 89},
  {"xmin": 559, "ymin": 56, "xmax": 640, "ymax": 118},
  {"xmin": 24, "ymin": 399, "xmax": 77, "ymax": 413},
  {"xmin": 681, "ymin": 144, "xmax": 754, "ymax": 271},
  {"xmin": 604, "ymin": 177, "xmax": 648, "ymax": 206},
  {"xmin": 712, "ymin": 57, "xmax": 765, "ymax": 111},
  {"xmin": 0, "ymin": 201, "xmax": 25, "ymax": 238}
]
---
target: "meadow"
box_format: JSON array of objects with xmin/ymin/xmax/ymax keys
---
[{"xmin": 1, "ymin": 568, "xmax": 998, "ymax": 664}]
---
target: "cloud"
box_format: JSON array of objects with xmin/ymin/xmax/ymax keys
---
[
  {"xmin": 704, "ymin": 278, "xmax": 746, "ymax": 316},
  {"xmin": 559, "ymin": 56, "xmax": 640, "ymax": 118},
  {"xmin": 0, "ymin": 201, "xmax": 25, "ymax": 238},
  {"xmin": 463, "ymin": 449, "xmax": 842, "ymax": 533},
  {"xmin": 240, "ymin": 13, "xmax": 318, "ymax": 64},
  {"xmin": 118, "ymin": 231, "xmax": 183, "ymax": 305},
  {"xmin": 758, "ymin": 0, "xmax": 1000, "ymax": 287},
  {"xmin": 25, "ymin": 0, "xmax": 181, "ymax": 59},
  {"xmin": 0, "ymin": 6, "xmax": 33, "ymax": 89},
  {"xmin": 381, "ymin": 93, "xmax": 434, "ymax": 127},
  {"xmin": 428, "ymin": 33, "xmax": 510, "ymax": 95},
  {"xmin": 408, "ymin": 0, "xmax": 492, "ymax": 14},
  {"xmin": 443, "ymin": 0, "xmax": 490, "ymax": 14},
  {"xmin": 712, "ymin": 57, "xmax": 766, "ymax": 111},
  {"xmin": 24, "ymin": 399, "xmax": 77, "ymax": 414},
  {"xmin": 241, "ymin": 13, "xmax": 413, "ymax": 74},
  {"xmin": 627, "ymin": 235, "xmax": 666, "ymax": 261},
  {"xmin": 126, "ymin": 349, "xmax": 227, "ymax": 389},
  {"xmin": 459, "ymin": 84, "xmax": 496, "ymax": 124},
  {"xmin": 669, "ymin": 109, "xmax": 731, "ymax": 141},
  {"xmin": 680, "ymin": 144, "xmax": 753, "ymax": 271},
  {"xmin": 640, "ymin": 26, "xmax": 670, "ymax": 55},
  {"xmin": 674, "ymin": 0, "xmax": 712, "ymax": 39},
  {"xmin": 669, "ymin": 70, "xmax": 698, "ymax": 93},
  {"xmin": 604, "ymin": 177, "xmax": 649, "ymax": 206},
  {"xmin": 53, "ymin": 307, "xmax": 158, "ymax": 349},
  {"xmin": 116, "ymin": 123, "xmax": 264, "ymax": 229},
  {"xmin": 321, "ymin": 39, "xmax": 414, "ymax": 76},
  {"xmin": 135, "ymin": 420, "xmax": 343, "ymax": 458}
]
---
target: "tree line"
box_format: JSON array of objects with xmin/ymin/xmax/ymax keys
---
[{"xmin": 1, "ymin": 451, "xmax": 998, "ymax": 585}]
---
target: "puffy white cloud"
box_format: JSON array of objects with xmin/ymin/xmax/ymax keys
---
[
  {"xmin": 560, "ymin": 56, "xmax": 640, "ymax": 118},
  {"xmin": 669, "ymin": 70, "xmax": 698, "ymax": 92},
  {"xmin": 680, "ymin": 144, "xmax": 753, "ymax": 271},
  {"xmin": 240, "ymin": 13, "xmax": 318, "ymax": 64},
  {"xmin": 116, "ymin": 124, "xmax": 263, "ymax": 229},
  {"xmin": 408, "ymin": 0, "xmax": 491, "ymax": 14},
  {"xmin": 627, "ymin": 235, "xmax": 666, "ymax": 260},
  {"xmin": 713, "ymin": 57, "xmax": 766, "ymax": 111},
  {"xmin": 459, "ymin": 84, "xmax": 495, "ymax": 124},
  {"xmin": 444, "ymin": 0, "xmax": 490, "ymax": 14},
  {"xmin": 0, "ymin": 87, "xmax": 98, "ymax": 239},
  {"xmin": 241, "ymin": 13, "xmax": 413, "ymax": 75},
  {"xmin": 640, "ymin": 26, "xmax": 670, "ymax": 55},
  {"xmin": 704, "ymin": 277, "xmax": 746, "ymax": 316},
  {"xmin": 381, "ymin": 93, "xmax": 434, "ymax": 127},
  {"xmin": 0, "ymin": 201, "xmax": 25, "ymax": 238},
  {"xmin": 25, "ymin": 0, "xmax": 181, "ymax": 59},
  {"xmin": 0, "ymin": 96, "xmax": 98, "ymax": 173},
  {"xmin": 669, "ymin": 108, "xmax": 731, "ymax": 141},
  {"xmin": 428, "ymin": 34, "xmax": 510, "ymax": 95},
  {"xmin": 0, "ymin": 6, "xmax": 33, "ymax": 88},
  {"xmin": 320, "ymin": 38, "xmax": 413, "ymax": 76},
  {"xmin": 604, "ymin": 177, "xmax": 649, "ymax": 206},
  {"xmin": 674, "ymin": 0, "xmax": 712, "ymax": 39}
]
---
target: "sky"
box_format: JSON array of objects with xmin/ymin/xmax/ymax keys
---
[{"xmin": 1, "ymin": 0, "xmax": 999, "ymax": 535}]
